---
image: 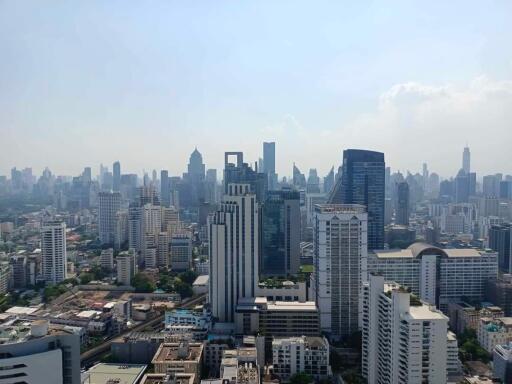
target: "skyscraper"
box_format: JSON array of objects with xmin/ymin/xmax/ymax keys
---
[
  {"xmin": 160, "ymin": 170, "xmax": 171, "ymax": 207},
  {"xmin": 223, "ymin": 152, "xmax": 267, "ymax": 202},
  {"xmin": 41, "ymin": 221, "xmax": 67, "ymax": 284},
  {"xmin": 323, "ymin": 167, "xmax": 335, "ymax": 195},
  {"xmin": 188, "ymin": 148, "xmax": 206, "ymax": 182},
  {"xmin": 314, "ymin": 204, "xmax": 368, "ymax": 340},
  {"xmin": 113, "ymin": 161, "xmax": 121, "ymax": 192},
  {"xmin": 462, "ymin": 145, "xmax": 471, "ymax": 174},
  {"xmin": 395, "ymin": 182, "xmax": 409, "ymax": 226},
  {"xmin": 455, "ymin": 169, "xmax": 470, "ymax": 203},
  {"xmin": 329, "ymin": 149, "xmax": 385, "ymax": 250},
  {"xmin": 209, "ymin": 183, "xmax": 259, "ymax": 322},
  {"xmin": 489, "ymin": 224, "xmax": 512, "ymax": 273},
  {"xmin": 263, "ymin": 142, "xmax": 277, "ymax": 190},
  {"xmin": 261, "ymin": 189, "xmax": 300, "ymax": 276},
  {"xmin": 98, "ymin": 191, "xmax": 121, "ymax": 245}
]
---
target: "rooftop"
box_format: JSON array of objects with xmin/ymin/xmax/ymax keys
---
[
  {"xmin": 139, "ymin": 373, "xmax": 195, "ymax": 384},
  {"xmin": 152, "ymin": 342, "xmax": 203, "ymax": 363},
  {"xmin": 408, "ymin": 305, "xmax": 447, "ymax": 321},
  {"xmin": 373, "ymin": 242, "xmax": 489, "ymax": 259},
  {"xmin": 83, "ymin": 363, "xmax": 147, "ymax": 384}
]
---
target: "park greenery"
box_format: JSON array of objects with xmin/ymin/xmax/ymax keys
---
[{"xmin": 458, "ymin": 328, "xmax": 491, "ymax": 363}]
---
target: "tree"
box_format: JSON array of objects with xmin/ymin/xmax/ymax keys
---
[
  {"xmin": 178, "ymin": 270, "xmax": 198, "ymax": 285},
  {"xmin": 289, "ymin": 373, "xmax": 313, "ymax": 384},
  {"xmin": 131, "ymin": 273, "xmax": 156, "ymax": 293},
  {"xmin": 79, "ymin": 272, "xmax": 94, "ymax": 284}
]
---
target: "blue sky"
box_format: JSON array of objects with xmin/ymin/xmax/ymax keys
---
[{"xmin": 1, "ymin": 1, "xmax": 512, "ymax": 179}]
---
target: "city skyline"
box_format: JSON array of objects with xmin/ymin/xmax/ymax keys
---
[{"xmin": 1, "ymin": 1, "xmax": 512, "ymax": 177}]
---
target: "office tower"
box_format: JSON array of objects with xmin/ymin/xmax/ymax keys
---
[
  {"xmin": 0, "ymin": 320, "xmax": 80, "ymax": 384},
  {"xmin": 157, "ymin": 232, "xmax": 169, "ymax": 268},
  {"xmin": 455, "ymin": 169, "xmax": 470, "ymax": 203},
  {"xmin": 160, "ymin": 170, "xmax": 170, "ymax": 207},
  {"xmin": 323, "ymin": 167, "xmax": 335, "ymax": 195},
  {"xmin": 205, "ymin": 169, "xmax": 218, "ymax": 203},
  {"xmin": 128, "ymin": 204, "xmax": 142, "ymax": 252},
  {"xmin": 41, "ymin": 221, "xmax": 67, "ymax": 284},
  {"xmin": 313, "ymin": 204, "xmax": 368, "ymax": 340},
  {"xmin": 439, "ymin": 179, "xmax": 455, "ymax": 200},
  {"xmin": 209, "ymin": 184, "xmax": 259, "ymax": 322},
  {"xmin": 113, "ymin": 161, "xmax": 121, "ymax": 192},
  {"xmin": 98, "ymin": 191, "xmax": 121, "ymax": 245},
  {"xmin": 117, "ymin": 250, "xmax": 137, "ymax": 286},
  {"xmin": 362, "ymin": 274, "xmax": 449, "ymax": 384},
  {"xmin": 170, "ymin": 233, "xmax": 192, "ymax": 271},
  {"xmin": 82, "ymin": 167, "xmax": 92, "ymax": 183},
  {"xmin": 100, "ymin": 248, "xmax": 114, "ymax": 270},
  {"xmin": 9, "ymin": 255, "xmax": 27, "ymax": 289},
  {"xmin": 462, "ymin": 145, "xmax": 471, "ymax": 174},
  {"xmin": 306, "ymin": 169, "xmax": 320, "ymax": 193},
  {"xmin": 469, "ymin": 172, "xmax": 477, "ymax": 196},
  {"xmin": 367, "ymin": 243, "xmax": 498, "ymax": 312},
  {"xmin": 395, "ymin": 182, "xmax": 409, "ymax": 226},
  {"xmin": 261, "ymin": 190, "xmax": 300, "ymax": 276},
  {"xmin": 500, "ymin": 180, "xmax": 512, "ymax": 199},
  {"xmin": 485, "ymin": 275, "xmax": 512, "ymax": 317},
  {"xmin": 114, "ymin": 210, "xmax": 129, "ymax": 250},
  {"xmin": 428, "ymin": 172, "xmax": 440, "ymax": 198},
  {"xmin": 188, "ymin": 148, "xmax": 206, "ymax": 182},
  {"xmin": 329, "ymin": 149, "xmax": 385, "ymax": 250},
  {"xmin": 291, "ymin": 163, "xmax": 305, "ymax": 188},
  {"xmin": 489, "ymin": 224, "xmax": 512, "ymax": 273},
  {"xmin": 422, "ymin": 163, "xmax": 429, "ymax": 191},
  {"xmin": 263, "ymin": 141, "xmax": 277, "ymax": 190},
  {"xmin": 494, "ymin": 343, "xmax": 512, "ymax": 384},
  {"xmin": 483, "ymin": 174, "xmax": 501, "ymax": 197},
  {"xmin": 223, "ymin": 152, "xmax": 267, "ymax": 202}
]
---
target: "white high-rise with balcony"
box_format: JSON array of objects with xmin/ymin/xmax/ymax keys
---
[
  {"xmin": 362, "ymin": 274, "xmax": 449, "ymax": 384},
  {"xmin": 41, "ymin": 221, "xmax": 67, "ymax": 284},
  {"xmin": 313, "ymin": 204, "xmax": 368, "ymax": 340}
]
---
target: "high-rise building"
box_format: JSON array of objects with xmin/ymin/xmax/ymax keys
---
[
  {"xmin": 117, "ymin": 250, "xmax": 137, "ymax": 286},
  {"xmin": 160, "ymin": 170, "xmax": 171, "ymax": 207},
  {"xmin": 329, "ymin": 149, "xmax": 385, "ymax": 250},
  {"xmin": 170, "ymin": 233, "xmax": 192, "ymax": 271},
  {"xmin": 455, "ymin": 169, "xmax": 470, "ymax": 203},
  {"xmin": 209, "ymin": 183, "xmax": 259, "ymax": 322},
  {"xmin": 462, "ymin": 145, "xmax": 471, "ymax": 174},
  {"xmin": 292, "ymin": 163, "xmax": 306, "ymax": 188},
  {"xmin": 263, "ymin": 142, "xmax": 277, "ymax": 190},
  {"xmin": 313, "ymin": 204, "xmax": 368, "ymax": 340},
  {"xmin": 187, "ymin": 148, "xmax": 206, "ymax": 182},
  {"xmin": 395, "ymin": 182, "xmax": 409, "ymax": 226},
  {"xmin": 98, "ymin": 191, "xmax": 121, "ymax": 245},
  {"xmin": 10, "ymin": 255, "xmax": 27, "ymax": 289},
  {"xmin": 323, "ymin": 167, "xmax": 335, "ymax": 195},
  {"xmin": 483, "ymin": 174, "xmax": 501, "ymax": 197},
  {"xmin": 261, "ymin": 190, "xmax": 300, "ymax": 276},
  {"xmin": 41, "ymin": 221, "xmax": 67, "ymax": 284},
  {"xmin": 489, "ymin": 224, "xmax": 512, "ymax": 273},
  {"xmin": 223, "ymin": 152, "xmax": 267, "ymax": 202},
  {"xmin": 99, "ymin": 248, "xmax": 114, "ymax": 270},
  {"xmin": 113, "ymin": 161, "xmax": 121, "ymax": 192},
  {"xmin": 306, "ymin": 169, "xmax": 321, "ymax": 193},
  {"xmin": 362, "ymin": 274, "xmax": 449, "ymax": 384},
  {"xmin": 0, "ymin": 320, "xmax": 81, "ymax": 384}
]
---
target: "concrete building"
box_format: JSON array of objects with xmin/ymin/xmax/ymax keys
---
[
  {"xmin": 235, "ymin": 297, "xmax": 319, "ymax": 337},
  {"xmin": 493, "ymin": 342, "xmax": 512, "ymax": 384},
  {"xmin": 10, "ymin": 255, "xmax": 27, "ymax": 289},
  {"xmin": 272, "ymin": 336, "xmax": 331, "ymax": 381},
  {"xmin": 477, "ymin": 317, "xmax": 512, "ymax": 353},
  {"xmin": 0, "ymin": 263, "xmax": 10, "ymax": 294},
  {"xmin": 117, "ymin": 250, "xmax": 137, "ymax": 286},
  {"xmin": 41, "ymin": 221, "xmax": 67, "ymax": 284},
  {"xmin": 98, "ymin": 191, "xmax": 121, "ymax": 245},
  {"xmin": 82, "ymin": 363, "xmax": 146, "ymax": 384},
  {"xmin": 448, "ymin": 302, "xmax": 504, "ymax": 335},
  {"xmin": 152, "ymin": 341, "xmax": 203, "ymax": 384},
  {"xmin": 165, "ymin": 308, "xmax": 211, "ymax": 330},
  {"xmin": 170, "ymin": 233, "xmax": 192, "ymax": 271},
  {"xmin": 0, "ymin": 319, "xmax": 80, "ymax": 384},
  {"xmin": 367, "ymin": 243, "xmax": 498, "ymax": 312},
  {"xmin": 209, "ymin": 184, "xmax": 259, "ymax": 322},
  {"xmin": 99, "ymin": 248, "xmax": 114, "ymax": 270},
  {"xmin": 485, "ymin": 275, "xmax": 512, "ymax": 316},
  {"xmin": 362, "ymin": 274, "xmax": 450, "ymax": 384},
  {"xmin": 313, "ymin": 204, "xmax": 368, "ymax": 340},
  {"xmin": 140, "ymin": 373, "xmax": 195, "ymax": 384}
]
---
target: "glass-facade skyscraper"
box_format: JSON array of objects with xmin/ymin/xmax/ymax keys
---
[
  {"xmin": 329, "ymin": 149, "xmax": 385, "ymax": 250},
  {"xmin": 261, "ymin": 189, "xmax": 300, "ymax": 276}
]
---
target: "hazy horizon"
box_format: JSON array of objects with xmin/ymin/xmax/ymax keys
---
[{"xmin": 1, "ymin": 1, "xmax": 512, "ymax": 179}]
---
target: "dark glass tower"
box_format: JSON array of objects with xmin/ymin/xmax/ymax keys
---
[
  {"xmin": 329, "ymin": 149, "xmax": 385, "ymax": 249},
  {"xmin": 261, "ymin": 189, "xmax": 300, "ymax": 276},
  {"xmin": 489, "ymin": 223, "xmax": 512, "ymax": 273},
  {"xmin": 395, "ymin": 181, "xmax": 410, "ymax": 226},
  {"xmin": 113, "ymin": 161, "xmax": 121, "ymax": 192},
  {"xmin": 224, "ymin": 152, "xmax": 267, "ymax": 202}
]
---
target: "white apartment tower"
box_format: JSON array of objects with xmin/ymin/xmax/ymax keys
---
[
  {"xmin": 98, "ymin": 191, "xmax": 121, "ymax": 244},
  {"xmin": 313, "ymin": 204, "xmax": 368, "ymax": 340},
  {"xmin": 41, "ymin": 221, "xmax": 67, "ymax": 284},
  {"xmin": 209, "ymin": 184, "xmax": 259, "ymax": 322},
  {"xmin": 117, "ymin": 249, "xmax": 137, "ymax": 286},
  {"xmin": 362, "ymin": 274, "xmax": 449, "ymax": 384}
]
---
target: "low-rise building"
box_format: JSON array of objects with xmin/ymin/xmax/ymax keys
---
[
  {"xmin": 192, "ymin": 275, "xmax": 209, "ymax": 295},
  {"xmin": 448, "ymin": 302, "xmax": 504, "ymax": 335},
  {"xmin": 152, "ymin": 341, "xmax": 203, "ymax": 383},
  {"xmin": 272, "ymin": 336, "xmax": 331, "ymax": 381},
  {"xmin": 81, "ymin": 363, "xmax": 147, "ymax": 384},
  {"xmin": 477, "ymin": 317, "xmax": 512, "ymax": 353},
  {"xmin": 165, "ymin": 308, "xmax": 211, "ymax": 330},
  {"xmin": 140, "ymin": 373, "xmax": 195, "ymax": 384}
]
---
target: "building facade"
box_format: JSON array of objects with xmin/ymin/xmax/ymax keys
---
[{"xmin": 41, "ymin": 221, "xmax": 67, "ymax": 284}]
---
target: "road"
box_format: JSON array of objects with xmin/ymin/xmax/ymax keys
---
[{"xmin": 80, "ymin": 293, "xmax": 206, "ymax": 368}]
